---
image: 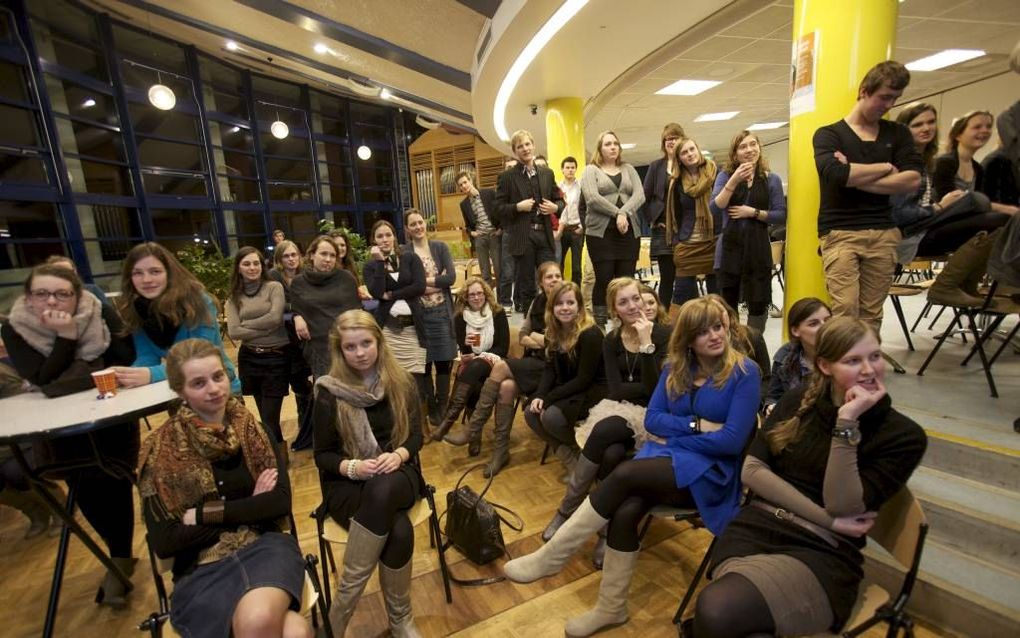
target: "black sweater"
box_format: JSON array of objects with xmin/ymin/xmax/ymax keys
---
[
  {"xmin": 603, "ymin": 324, "xmax": 671, "ymax": 405},
  {"xmin": 454, "ymin": 309, "xmax": 510, "ymax": 358},
  {"xmin": 535, "ymin": 325, "xmax": 606, "ymax": 403},
  {"xmin": 363, "ymin": 253, "xmax": 427, "ymax": 344},
  {"xmin": 289, "ymin": 269, "xmax": 360, "ymax": 341}
]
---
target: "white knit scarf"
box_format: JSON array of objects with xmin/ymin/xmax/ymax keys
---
[
  {"xmin": 462, "ymin": 308, "xmax": 494, "ymax": 354},
  {"xmin": 7, "ymin": 291, "xmax": 110, "ymax": 362}
]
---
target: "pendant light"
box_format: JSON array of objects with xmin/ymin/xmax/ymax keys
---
[
  {"xmin": 148, "ymin": 72, "xmax": 176, "ymax": 110},
  {"xmin": 356, "ymin": 144, "xmax": 372, "ymax": 160},
  {"xmin": 270, "ymin": 111, "xmax": 289, "ymax": 139}
]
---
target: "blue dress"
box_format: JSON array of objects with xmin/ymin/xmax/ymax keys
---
[{"xmin": 636, "ymin": 361, "xmax": 760, "ymax": 535}]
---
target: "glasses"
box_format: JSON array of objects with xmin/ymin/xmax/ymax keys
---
[
  {"xmin": 30, "ymin": 289, "xmax": 76, "ymax": 301},
  {"xmin": 466, "ymin": 292, "xmax": 486, "ymax": 298}
]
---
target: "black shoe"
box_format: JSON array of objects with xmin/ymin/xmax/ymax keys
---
[{"xmin": 1014, "ymin": 417, "xmax": 1020, "ymax": 434}]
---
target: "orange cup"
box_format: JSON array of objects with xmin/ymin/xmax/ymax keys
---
[
  {"xmin": 91, "ymin": 369, "xmax": 119, "ymax": 397},
  {"xmin": 466, "ymin": 332, "xmax": 481, "ymax": 347}
]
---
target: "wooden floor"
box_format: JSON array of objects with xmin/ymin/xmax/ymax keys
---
[{"xmin": 0, "ymin": 393, "xmax": 952, "ymax": 638}]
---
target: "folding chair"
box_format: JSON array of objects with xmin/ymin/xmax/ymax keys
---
[{"xmin": 770, "ymin": 240, "xmax": 785, "ymax": 291}]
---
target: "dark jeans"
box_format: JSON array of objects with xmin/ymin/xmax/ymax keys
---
[
  {"xmin": 514, "ymin": 228, "xmax": 555, "ymax": 312},
  {"xmin": 559, "ymin": 231, "xmax": 584, "ymax": 285},
  {"xmin": 499, "ymin": 232, "xmax": 516, "ymax": 306},
  {"xmin": 592, "ymin": 258, "xmax": 636, "ymax": 310},
  {"xmin": 673, "ymin": 274, "xmax": 717, "ymax": 306}
]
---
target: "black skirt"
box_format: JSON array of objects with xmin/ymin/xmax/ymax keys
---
[
  {"xmin": 322, "ymin": 465, "xmax": 423, "ymax": 527},
  {"xmin": 718, "ymin": 218, "xmax": 772, "ymax": 306},
  {"xmin": 506, "ymin": 355, "xmax": 545, "ymax": 396},
  {"xmin": 238, "ymin": 345, "xmax": 290, "ymax": 398},
  {"xmin": 587, "ymin": 224, "xmax": 640, "ymax": 263}
]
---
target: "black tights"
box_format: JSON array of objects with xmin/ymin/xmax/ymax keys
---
[
  {"xmin": 581, "ymin": 416, "xmax": 635, "ymax": 480},
  {"xmin": 351, "ymin": 471, "xmax": 417, "ymax": 568},
  {"xmin": 656, "ymin": 255, "xmax": 676, "ymax": 311},
  {"xmin": 592, "ymin": 259, "xmax": 636, "ymax": 309},
  {"xmin": 693, "ymin": 573, "xmax": 775, "ymax": 637},
  {"xmin": 590, "ymin": 457, "xmax": 695, "ymax": 552},
  {"xmin": 75, "ymin": 472, "xmax": 136, "ymax": 557},
  {"xmin": 253, "ymin": 395, "xmax": 285, "ymax": 443},
  {"xmin": 721, "ymin": 285, "xmax": 768, "ymax": 317}
]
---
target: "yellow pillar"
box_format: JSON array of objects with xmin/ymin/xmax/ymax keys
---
[
  {"xmin": 785, "ymin": 0, "xmax": 898, "ymax": 326},
  {"xmin": 546, "ymin": 97, "xmax": 586, "ymax": 283}
]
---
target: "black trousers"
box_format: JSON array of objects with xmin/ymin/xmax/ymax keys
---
[{"xmin": 513, "ymin": 227, "xmax": 555, "ymax": 312}]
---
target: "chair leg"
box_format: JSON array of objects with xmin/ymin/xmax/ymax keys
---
[
  {"xmin": 540, "ymin": 443, "xmax": 551, "ymax": 465},
  {"xmin": 917, "ymin": 310, "xmax": 961, "ymax": 376},
  {"xmin": 927, "ymin": 305, "xmax": 948, "ymax": 331},
  {"xmin": 961, "ymin": 315, "xmax": 1005, "ymax": 366},
  {"xmin": 910, "ymin": 301, "xmax": 932, "ymax": 333},
  {"xmin": 425, "ymin": 487, "xmax": 453, "ymax": 604},
  {"xmin": 673, "ymin": 537, "xmax": 716, "ymax": 625},
  {"xmin": 891, "ymin": 296, "xmax": 914, "ymax": 351},
  {"xmin": 963, "ymin": 311, "xmax": 999, "ymax": 398},
  {"xmin": 987, "ymin": 321, "xmax": 1020, "ymax": 366},
  {"xmin": 304, "ymin": 554, "xmax": 334, "ymax": 638}
]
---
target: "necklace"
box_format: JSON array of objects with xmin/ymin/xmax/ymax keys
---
[{"xmin": 624, "ymin": 349, "xmax": 639, "ymax": 382}]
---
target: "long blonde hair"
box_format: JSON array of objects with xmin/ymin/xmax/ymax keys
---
[
  {"xmin": 765, "ymin": 317, "xmax": 876, "ymax": 454},
  {"xmin": 327, "ymin": 310, "xmax": 414, "ymax": 455},
  {"xmin": 665, "ymin": 297, "xmax": 746, "ymax": 397},
  {"xmin": 544, "ymin": 281, "xmax": 595, "ymax": 359}
]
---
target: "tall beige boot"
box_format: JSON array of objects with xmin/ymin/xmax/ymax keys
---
[
  {"xmin": 483, "ymin": 399, "xmax": 516, "ymax": 478},
  {"xmin": 542, "ymin": 455, "xmax": 599, "ymax": 541},
  {"xmin": 328, "ymin": 520, "xmax": 388, "ymax": 635},
  {"xmin": 503, "ymin": 499, "xmax": 609, "ymax": 583},
  {"xmin": 378, "ymin": 559, "xmax": 422, "ymax": 638},
  {"xmin": 564, "ymin": 548, "xmax": 639, "ymax": 637},
  {"xmin": 430, "ymin": 380, "xmax": 474, "ymax": 441},
  {"xmin": 444, "ymin": 378, "xmax": 499, "ymax": 457}
]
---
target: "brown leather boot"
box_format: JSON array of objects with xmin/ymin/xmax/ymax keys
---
[
  {"xmin": 444, "ymin": 378, "xmax": 499, "ymax": 457},
  {"xmin": 930, "ymin": 230, "xmax": 999, "ymax": 307},
  {"xmin": 430, "ymin": 380, "xmax": 474, "ymax": 441},
  {"xmin": 483, "ymin": 399, "xmax": 516, "ymax": 478}
]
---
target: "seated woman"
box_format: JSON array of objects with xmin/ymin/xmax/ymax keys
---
[
  {"xmin": 706, "ymin": 294, "xmax": 771, "ymax": 401},
  {"xmin": 543, "ymin": 278, "xmax": 671, "ymax": 568},
  {"xmin": 639, "ymin": 283, "xmax": 670, "ymax": 325},
  {"xmin": 139, "ymin": 339, "xmax": 309, "ymax": 638},
  {"xmin": 2, "ymin": 263, "xmax": 139, "ymax": 607},
  {"xmin": 313, "ymin": 310, "xmax": 423, "ymax": 636},
  {"xmin": 444, "ymin": 262, "xmax": 563, "ymax": 461},
  {"xmin": 226, "ymin": 247, "xmax": 289, "ymax": 448},
  {"xmin": 526, "ymin": 281, "xmax": 607, "ymax": 474},
  {"xmin": 290, "ymin": 236, "xmax": 361, "ymax": 379},
  {"xmin": 504, "ymin": 297, "xmax": 761, "ymax": 637},
  {"xmin": 111, "ymin": 242, "xmax": 239, "ymax": 393},
  {"xmin": 765, "ymin": 297, "xmax": 831, "ymax": 415},
  {"xmin": 934, "ymin": 110, "xmax": 1020, "ymax": 218},
  {"xmin": 691, "ymin": 317, "xmax": 927, "ymax": 638},
  {"xmin": 431, "ymin": 277, "xmax": 511, "ymax": 475}
]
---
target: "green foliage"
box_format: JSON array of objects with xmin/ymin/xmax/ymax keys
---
[
  {"xmin": 448, "ymin": 240, "xmax": 473, "ymax": 260},
  {"xmin": 317, "ymin": 219, "xmax": 370, "ymax": 265},
  {"xmin": 176, "ymin": 244, "xmax": 233, "ymax": 303}
]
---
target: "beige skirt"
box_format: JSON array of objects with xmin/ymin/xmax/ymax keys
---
[
  {"xmin": 574, "ymin": 399, "xmax": 649, "ymax": 449},
  {"xmin": 713, "ymin": 554, "xmax": 834, "ymax": 636},
  {"xmin": 384, "ymin": 325, "xmax": 426, "ymax": 374}
]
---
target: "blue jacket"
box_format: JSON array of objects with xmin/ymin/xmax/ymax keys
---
[
  {"xmin": 637, "ymin": 361, "xmax": 760, "ymax": 535},
  {"xmin": 765, "ymin": 341, "xmax": 810, "ymax": 407},
  {"xmin": 131, "ymin": 295, "xmax": 241, "ymax": 393}
]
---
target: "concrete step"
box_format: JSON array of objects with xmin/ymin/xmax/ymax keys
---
[
  {"xmin": 864, "ymin": 539, "xmax": 1020, "ymax": 638},
  {"xmin": 920, "ymin": 432, "xmax": 1020, "ymax": 492},
  {"xmin": 908, "ymin": 466, "xmax": 1020, "ymax": 566}
]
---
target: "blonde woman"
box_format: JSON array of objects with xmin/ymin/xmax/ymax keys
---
[
  {"xmin": 581, "ymin": 130, "xmax": 646, "ymax": 327},
  {"xmin": 505, "ymin": 297, "xmax": 760, "ymax": 637},
  {"xmin": 312, "ymin": 310, "xmax": 423, "ymax": 636}
]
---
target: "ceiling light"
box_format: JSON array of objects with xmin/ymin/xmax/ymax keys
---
[
  {"xmin": 347, "ymin": 79, "xmax": 381, "ymax": 97},
  {"xmin": 493, "ymin": 0, "xmax": 590, "ymax": 142},
  {"xmin": 694, "ymin": 111, "xmax": 739, "ymax": 122},
  {"xmin": 270, "ymin": 120, "xmax": 289, "ymax": 139},
  {"xmin": 747, "ymin": 121, "xmax": 788, "ymax": 131},
  {"xmin": 905, "ymin": 49, "xmax": 985, "ymax": 72},
  {"xmin": 620, "ymin": 143, "xmax": 636, "ymax": 149},
  {"xmin": 314, "ymin": 43, "xmax": 329, "ymax": 55},
  {"xmin": 229, "ymin": 126, "xmax": 240, "ymax": 133},
  {"xmin": 357, "ymin": 145, "xmax": 372, "ymax": 160},
  {"xmin": 415, "ymin": 114, "xmax": 441, "ymax": 129},
  {"xmin": 225, "ymin": 40, "xmax": 239, "ymax": 51},
  {"xmin": 655, "ymin": 79, "xmax": 721, "ymax": 96},
  {"xmin": 81, "ymin": 98, "xmax": 96, "ymax": 108},
  {"xmin": 148, "ymin": 83, "xmax": 176, "ymax": 110},
  {"xmin": 380, "ymin": 88, "xmax": 393, "ymax": 100}
]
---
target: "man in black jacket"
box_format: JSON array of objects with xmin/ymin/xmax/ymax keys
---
[
  {"xmin": 457, "ymin": 170, "xmax": 502, "ymax": 287},
  {"xmin": 495, "ymin": 129, "xmax": 565, "ymax": 313}
]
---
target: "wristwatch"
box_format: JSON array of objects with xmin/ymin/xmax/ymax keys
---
[
  {"xmin": 831, "ymin": 426, "xmax": 862, "ymax": 446},
  {"xmin": 638, "ymin": 342, "xmax": 656, "ymax": 354}
]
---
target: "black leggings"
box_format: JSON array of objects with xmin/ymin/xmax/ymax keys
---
[
  {"xmin": 581, "ymin": 416, "xmax": 635, "ymax": 480},
  {"xmin": 721, "ymin": 284, "xmax": 768, "ymax": 317},
  {"xmin": 592, "ymin": 259, "xmax": 636, "ymax": 309},
  {"xmin": 590, "ymin": 457, "xmax": 695, "ymax": 552},
  {"xmin": 656, "ymin": 255, "xmax": 676, "ymax": 311},
  {"xmin": 425, "ymin": 361, "xmax": 453, "ymax": 376},
  {"xmin": 693, "ymin": 573, "xmax": 775, "ymax": 637},
  {"xmin": 457, "ymin": 358, "xmax": 492, "ymax": 387},
  {"xmin": 351, "ymin": 472, "xmax": 417, "ymax": 568},
  {"xmin": 253, "ymin": 395, "xmax": 285, "ymax": 443},
  {"xmin": 917, "ymin": 212, "xmax": 1010, "ymax": 257}
]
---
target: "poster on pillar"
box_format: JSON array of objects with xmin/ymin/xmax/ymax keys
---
[{"xmin": 790, "ymin": 31, "xmax": 818, "ymax": 117}]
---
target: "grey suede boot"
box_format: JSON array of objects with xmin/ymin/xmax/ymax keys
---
[
  {"xmin": 543, "ymin": 455, "xmax": 600, "ymax": 542},
  {"xmin": 444, "ymin": 378, "xmax": 499, "ymax": 457},
  {"xmin": 564, "ymin": 548, "xmax": 639, "ymax": 637},
  {"xmin": 95, "ymin": 556, "xmax": 137, "ymax": 610},
  {"xmin": 329, "ymin": 520, "xmax": 388, "ymax": 635},
  {"xmin": 504, "ymin": 499, "xmax": 609, "ymax": 583},
  {"xmin": 378, "ymin": 559, "xmax": 421, "ymax": 638},
  {"xmin": 484, "ymin": 399, "xmax": 516, "ymax": 478},
  {"xmin": 431, "ymin": 380, "xmax": 474, "ymax": 441}
]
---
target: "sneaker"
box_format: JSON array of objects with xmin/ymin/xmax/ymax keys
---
[{"xmin": 769, "ymin": 304, "xmax": 783, "ymax": 318}]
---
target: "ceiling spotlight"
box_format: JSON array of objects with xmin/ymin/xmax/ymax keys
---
[
  {"xmin": 148, "ymin": 82, "xmax": 176, "ymax": 110},
  {"xmin": 270, "ymin": 120, "xmax": 289, "ymax": 139},
  {"xmin": 380, "ymin": 88, "xmax": 393, "ymax": 100},
  {"xmin": 347, "ymin": 79, "xmax": 381, "ymax": 97},
  {"xmin": 357, "ymin": 145, "xmax": 372, "ymax": 160},
  {"xmin": 81, "ymin": 98, "xmax": 97, "ymax": 108},
  {"xmin": 225, "ymin": 40, "xmax": 239, "ymax": 51},
  {"xmin": 314, "ymin": 43, "xmax": 330, "ymax": 55}
]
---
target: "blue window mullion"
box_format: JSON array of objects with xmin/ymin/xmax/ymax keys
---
[
  {"xmin": 242, "ymin": 70, "xmax": 273, "ymax": 242},
  {"xmin": 184, "ymin": 46, "xmax": 227, "ymax": 253}
]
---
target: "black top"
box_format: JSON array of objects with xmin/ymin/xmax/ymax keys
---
[
  {"xmin": 981, "ymin": 149, "xmax": 1020, "ymax": 206},
  {"xmin": 535, "ymin": 325, "xmax": 606, "ymax": 403},
  {"xmin": 454, "ymin": 309, "xmax": 510, "ymax": 358},
  {"xmin": 2, "ymin": 303, "xmax": 135, "ymax": 397},
  {"xmin": 312, "ymin": 392, "xmax": 424, "ymax": 481},
  {"xmin": 711, "ymin": 386, "xmax": 927, "ymax": 627},
  {"xmin": 932, "ymin": 153, "xmax": 984, "ymax": 200},
  {"xmin": 363, "ymin": 252, "xmax": 427, "ymax": 344},
  {"xmin": 143, "ymin": 446, "xmax": 291, "ymax": 579},
  {"xmin": 603, "ymin": 324, "xmax": 671, "ymax": 405},
  {"xmin": 813, "ymin": 119, "xmax": 922, "ymax": 234},
  {"xmin": 494, "ymin": 164, "xmax": 565, "ymax": 257},
  {"xmin": 289, "ymin": 269, "xmax": 360, "ymax": 341}
]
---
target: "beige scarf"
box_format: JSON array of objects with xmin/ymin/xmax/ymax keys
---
[
  {"xmin": 6, "ymin": 291, "xmax": 110, "ymax": 361},
  {"xmin": 315, "ymin": 374, "xmax": 386, "ymax": 459},
  {"xmin": 666, "ymin": 160, "xmax": 718, "ymax": 245}
]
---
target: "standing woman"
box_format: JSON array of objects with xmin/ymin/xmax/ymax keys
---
[
  {"xmin": 505, "ymin": 297, "xmax": 761, "ymax": 637},
  {"xmin": 139, "ymin": 339, "xmax": 310, "ymax": 638},
  {"xmin": 226, "ymin": 247, "xmax": 290, "ymax": 449},
  {"xmin": 934, "ymin": 110, "xmax": 1020, "ymax": 217},
  {"xmin": 643, "ymin": 123, "xmax": 686, "ymax": 312},
  {"xmin": 313, "ymin": 310, "xmax": 423, "ymax": 636},
  {"xmin": 2, "ymin": 263, "xmax": 140, "ymax": 608},
  {"xmin": 363, "ymin": 220, "xmax": 428, "ymax": 417},
  {"xmin": 692, "ymin": 318, "xmax": 926, "ymax": 638},
  {"xmin": 581, "ymin": 130, "xmax": 646, "ymax": 328},
  {"xmin": 404, "ymin": 208, "xmax": 459, "ymax": 428},
  {"xmin": 766, "ymin": 297, "xmax": 831, "ymax": 414},
  {"xmin": 111, "ymin": 242, "xmax": 239, "ymax": 393},
  {"xmin": 526, "ymin": 281, "xmax": 607, "ymax": 473},
  {"xmin": 711, "ymin": 130, "xmax": 787, "ymax": 332},
  {"xmin": 667, "ymin": 137, "xmax": 721, "ymax": 309},
  {"xmin": 330, "ymin": 230, "xmax": 373, "ymax": 301},
  {"xmin": 269, "ymin": 240, "xmax": 316, "ymax": 451},
  {"xmin": 543, "ymin": 278, "xmax": 671, "ymax": 567},
  {"xmin": 289, "ymin": 236, "xmax": 361, "ymax": 379}
]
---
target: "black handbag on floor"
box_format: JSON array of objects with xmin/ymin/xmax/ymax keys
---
[{"xmin": 441, "ymin": 464, "xmax": 524, "ymax": 585}]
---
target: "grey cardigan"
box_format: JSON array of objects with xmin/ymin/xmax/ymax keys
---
[
  {"xmin": 404, "ymin": 239, "xmax": 457, "ymax": 339},
  {"xmin": 581, "ymin": 163, "xmax": 646, "ymax": 239}
]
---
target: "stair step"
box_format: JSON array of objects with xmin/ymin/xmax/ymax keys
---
[
  {"xmin": 864, "ymin": 539, "xmax": 1020, "ymax": 637},
  {"xmin": 919, "ymin": 432, "xmax": 1020, "ymax": 491},
  {"xmin": 908, "ymin": 466, "xmax": 1020, "ymax": 565}
]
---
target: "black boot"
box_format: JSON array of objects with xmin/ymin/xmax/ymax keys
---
[{"xmin": 433, "ymin": 371, "xmax": 451, "ymax": 428}]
